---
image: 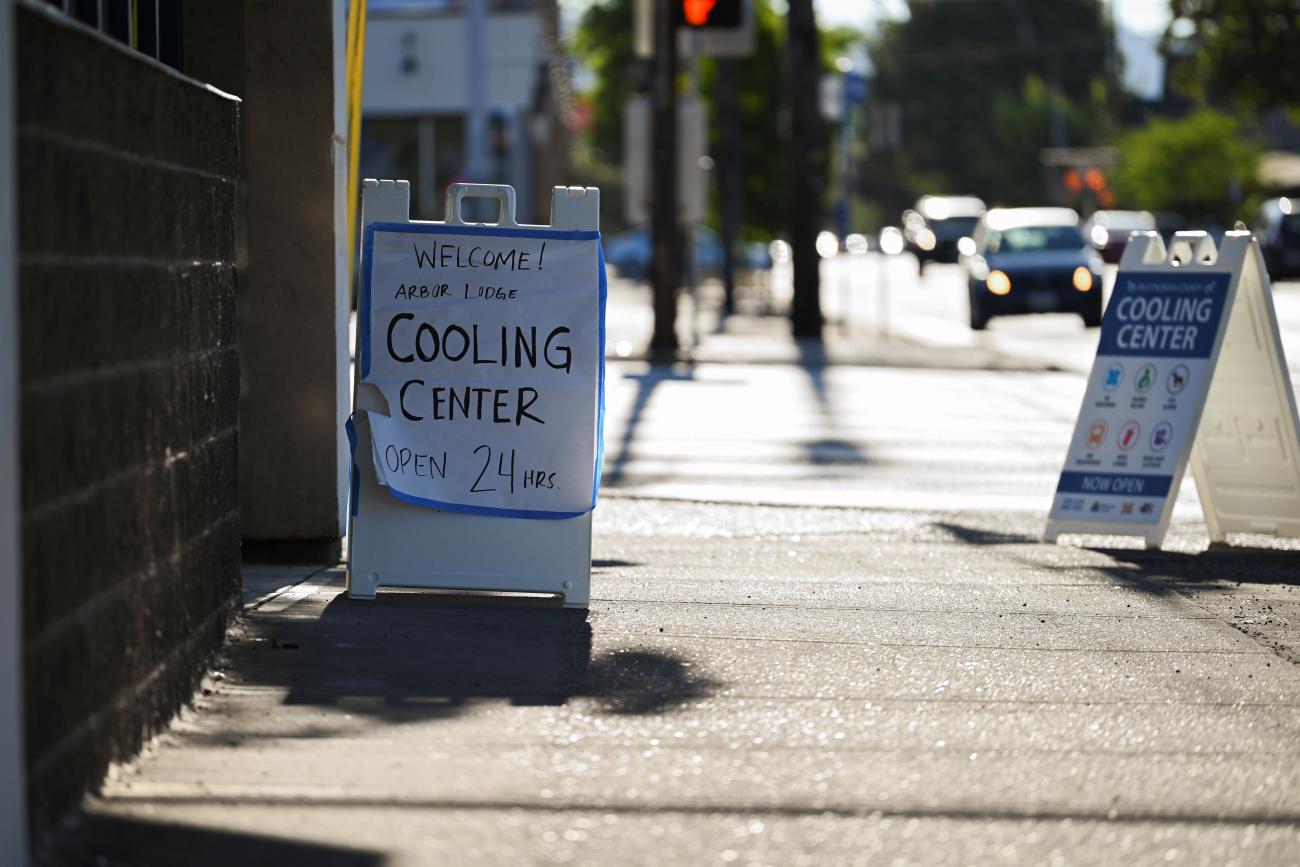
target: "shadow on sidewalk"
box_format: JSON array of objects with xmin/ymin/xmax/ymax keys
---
[
  {"xmin": 795, "ymin": 340, "xmax": 876, "ymax": 471},
  {"xmin": 44, "ymin": 814, "xmax": 385, "ymax": 867},
  {"xmin": 602, "ymin": 364, "xmax": 696, "ymax": 487},
  {"xmin": 234, "ymin": 589, "xmax": 717, "ymax": 726},
  {"xmin": 931, "ymin": 521, "xmax": 1040, "ymax": 546},
  {"xmin": 1088, "ymin": 547, "xmax": 1300, "ymax": 593}
]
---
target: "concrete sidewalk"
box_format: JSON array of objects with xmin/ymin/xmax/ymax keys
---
[
  {"xmin": 46, "ymin": 306, "xmax": 1300, "ymax": 866},
  {"xmin": 48, "ymin": 502, "xmax": 1300, "ymax": 866}
]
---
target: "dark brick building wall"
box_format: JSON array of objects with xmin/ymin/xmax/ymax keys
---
[{"xmin": 16, "ymin": 7, "xmax": 241, "ymax": 830}]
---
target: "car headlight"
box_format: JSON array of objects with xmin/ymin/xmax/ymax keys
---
[
  {"xmin": 1090, "ymin": 225, "xmax": 1109, "ymax": 248},
  {"xmin": 879, "ymin": 227, "xmax": 905, "ymax": 256},
  {"xmin": 986, "ymin": 270, "xmax": 1011, "ymax": 295},
  {"xmin": 1073, "ymin": 266, "xmax": 1093, "ymax": 292},
  {"xmin": 816, "ymin": 231, "xmax": 839, "ymax": 258}
]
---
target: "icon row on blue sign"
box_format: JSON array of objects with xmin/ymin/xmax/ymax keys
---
[
  {"xmin": 1086, "ymin": 418, "xmax": 1174, "ymax": 452},
  {"xmin": 1102, "ymin": 361, "xmax": 1189, "ymax": 396},
  {"xmin": 1059, "ymin": 496, "xmax": 1158, "ymax": 516}
]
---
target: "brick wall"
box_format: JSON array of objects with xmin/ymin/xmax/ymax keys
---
[{"xmin": 16, "ymin": 8, "xmax": 241, "ymax": 830}]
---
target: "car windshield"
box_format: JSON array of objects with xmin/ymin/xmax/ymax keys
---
[
  {"xmin": 932, "ymin": 216, "xmax": 980, "ymax": 239},
  {"xmin": 1101, "ymin": 213, "xmax": 1153, "ymax": 231},
  {"xmin": 987, "ymin": 225, "xmax": 1085, "ymax": 252}
]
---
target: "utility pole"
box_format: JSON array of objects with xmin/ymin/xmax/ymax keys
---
[
  {"xmin": 650, "ymin": 1, "xmax": 680, "ymax": 357},
  {"xmin": 534, "ymin": 0, "xmax": 573, "ymax": 223},
  {"xmin": 717, "ymin": 57, "xmax": 742, "ymax": 316},
  {"xmin": 465, "ymin": 0, "xmax": 487, "ymax": 184},
  {"xmin": 785, "ymin": 0, "xmax": 824, "ymax": 338}
]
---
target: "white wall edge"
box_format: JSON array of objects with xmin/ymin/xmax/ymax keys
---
[
  {"xmin": 1, "ymin": 0, "xmax": 29, "ymax": 859},
  {"xmin": 334, "ymin": 0, "xmax": 351, "ymax": 541}
]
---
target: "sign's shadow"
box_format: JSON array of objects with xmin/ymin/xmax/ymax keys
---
[
  {"xmin": 1085, "ymin": 546, "xmax": 1300, "ymax": 593},
  {"xmin": 244, "ymin": 590, "xmax": 716, "ymax": 724}
]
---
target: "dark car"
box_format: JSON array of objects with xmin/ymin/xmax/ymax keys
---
[
  {"xmin": 960, "ymin": 207, "xmax": 1104, "ymax": 330},
  {"xmin": 1082, "ymin": 209, "xmax": 1156, "ymax": 264},
  {"xmin": 603, "ymin": 226, "xmax": 725, "ymax": 281},
  {"xmin": 1256, "ymin": 197, "xmax": 1300, "ymax": 279},
  {"xmin": 902, "ymin": 195, "xmax": 986, "ymax": 268}
]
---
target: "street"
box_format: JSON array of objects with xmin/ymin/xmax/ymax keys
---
[
  {"xmin": 50, "ymin": 262, "xmax": 1300, "ymax": 866},
  {"xmin": 820, "ymin": 255, "xmax": 1300, "ymax": 381}
]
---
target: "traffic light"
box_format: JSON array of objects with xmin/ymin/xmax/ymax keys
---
[{"xmin": 676, "ymin": 0, "xmax": 743, "ymax": 29}]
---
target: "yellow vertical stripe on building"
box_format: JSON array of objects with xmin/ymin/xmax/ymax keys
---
[
  {"xmin": 346, "ymin": 0, "xmax": 368, "ymax": 288},
  {"xmin": 345, "ymin": 0, "xmax": 359, "ymax": 86}
]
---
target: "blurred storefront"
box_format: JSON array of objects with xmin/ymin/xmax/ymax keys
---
[{"xmin": 360, "ymin": 0, "xmax": 544, "ymax": 221}]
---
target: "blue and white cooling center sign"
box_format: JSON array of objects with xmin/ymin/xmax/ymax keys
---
[
  {"xmin": 1050, "ymin": 270, "xmax": 1232, "ymax": 527},
  {"xmin": 359, "ymin": 223, "xmax": 605, "ymax": 519}
]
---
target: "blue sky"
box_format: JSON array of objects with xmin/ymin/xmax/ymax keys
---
[{"xmin": 814, "ymin": 0, "xmax": 1169, "ymax": 34}]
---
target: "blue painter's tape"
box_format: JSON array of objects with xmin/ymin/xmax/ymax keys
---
[
  {"xmin": 381, "ymin": 484, "xmax": 590, "ymax": 521},
  {"xmin": 590, "ymin": 242, "xmax": 608, "ymax": 510},
  {"xmin": 1056, "ymin": 471, "xmax": 1172, "ymax": 498},
  {"xmin": 345, "ymin": 415, "xmax": 361, "ymax": 518},
  {"xmin": 370, "ymin": 221, "xmax": 601, "ymax": 242},
  {"xmin": 360, "ymin": 223, "xmax": 377, "ymax": 380}
]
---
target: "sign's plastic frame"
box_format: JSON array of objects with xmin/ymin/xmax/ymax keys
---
[
  {"xmin": 346, "ymin": 180, "xmax": 601, "ymax": 606},
  {"xmin": 1046, "ymin": 230, "xmax": 1300, "ymax": 548}
]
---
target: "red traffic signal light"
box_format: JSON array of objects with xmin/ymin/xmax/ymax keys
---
[{"xmin": 677, "ymin": 0, "xmax": 743, "ymax": 29}]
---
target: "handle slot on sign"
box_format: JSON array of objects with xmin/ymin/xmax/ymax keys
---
[
  {"xmin": 445, "ymin": 183, "xmax": 519, "ymax": 229},
  {"xmin": 1168, "ymin": 232, "xmax": 1217, "ymax": 267},
  {"xmin": 348, "ymin": 179, "xmax": 603, "ymax": 607}
]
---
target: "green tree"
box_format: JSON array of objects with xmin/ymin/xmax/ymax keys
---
[
  {"xmin": 982, "ymin": 76, "xmax": 1114, "ymax": 205},
  {"xmin": 574, "ymin": 0, "xmax": 828, "ymax": 239},
  {"xmin": 696, "ymin": 2, "xmax": 794, "ymax": 239},
  {"xmin": 868, "ymin": 0, "xmax": 1120, "ymax": 206},
  {"xmin": 1165, "ymin": 0, "xmax": 1300, "ymax": 112},
  {"xmin": 571, "ymin": 0, "xmax": 637, "ymax": 170},
  {"xmin": 1111, "ymin": 109, "xmax": 1259, "ymax": 225}
]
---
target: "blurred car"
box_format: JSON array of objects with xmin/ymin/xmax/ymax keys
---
[
  {"xmin": 960, "ymin": 207, "xmax": 1104, "ymax": 331},
  {"xmin": 844, "ymin": 233, "xmax": 872, "ymax": 255},
  {"xmin": 1083, "ymin": 209, "xmax": 1156, "ymax": 264},
  {"xmin": 902, "ymin": 195, "xmax": 986, "ymax": 267},
  {"xmin": 741, "ymin": 240, "xmax": 774, "ymax": 271},
  {"xmin": 1153, "ymin": 212, "xmax": 1226, "ymax": 248},
  {"xmin": 602, "ymin": 230, "xmax": 651, "ymax": 279},
  {"xmin": 1256, "ymin": 197, "xmax": 1300, "ymax": 279},
  {"xmin": 603, "ymin": 226, "xmax": 725, "ymax": 280}
]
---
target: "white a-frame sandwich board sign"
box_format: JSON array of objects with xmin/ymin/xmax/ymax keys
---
[
  {"xmin": 1046, "ymin": 230, "xmax": 1300, "ymax": 549},
  {"xmin": 347, "ymin": 180, "xmax": 605, "ymax": 606}
]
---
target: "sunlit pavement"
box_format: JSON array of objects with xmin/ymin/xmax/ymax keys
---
[
  {"xmin": 601, "ymin": 256, "xmax": 1300, "ymax": 518},
  {"xmin": 54, "ymin": 263, "xmax": 1300, "ymax": 866},
  {"xmin": 605, "ymin": 253, "xmax": 1300, "ymax": 378}
]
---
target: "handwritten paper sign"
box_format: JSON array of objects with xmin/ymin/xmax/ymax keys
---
[{"xmin": 359, "ymin": 223, "xmax": 605, "ymax": 519}]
